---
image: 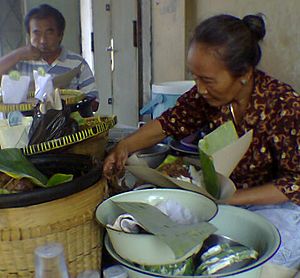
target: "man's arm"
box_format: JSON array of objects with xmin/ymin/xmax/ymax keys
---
[{"xmin": 0, "ymin": 45, "xmax": 41, "ymax": 77}]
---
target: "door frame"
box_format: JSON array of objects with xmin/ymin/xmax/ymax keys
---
[{"xmin": 82, "ymin": 0, "xmax": 152, "ymax": 126}]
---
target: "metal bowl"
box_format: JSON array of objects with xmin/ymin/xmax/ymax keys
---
[{"xmin": 134, "ymin": 143, "xmax": 169, "ymax": 168}]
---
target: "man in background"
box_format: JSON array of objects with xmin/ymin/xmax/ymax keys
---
[{"xmin": 0, "ymin": 4, "xmax": 99, "ymax": 111}]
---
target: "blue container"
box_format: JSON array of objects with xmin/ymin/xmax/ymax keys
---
[{"xmin": 140, "ymin": 81, "xmax": 195, "ymax": 119}]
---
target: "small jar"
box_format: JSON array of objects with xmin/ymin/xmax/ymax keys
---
[
  {"xmin": 103, "ymin": 265, "xmax": 128, "ymax": 278},
  {"xmin": 34, "ymin": 243, "xmax": 69, "ymax": 278}
]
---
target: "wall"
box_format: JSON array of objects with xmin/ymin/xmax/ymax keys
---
[
  {"xmin": 0, "ymin": 1, "xmax": 25, "ymax": 55},
  {"xmin": 186, "ymin": 0, "xmax": 300, "ymax": 92},
  {"xmin": 152, "ymin": 0, "xmax": 186, "ymax": 83},
  {"xmin": 151, "ymin": 0, "xmax": 300, "ymax": 92}
]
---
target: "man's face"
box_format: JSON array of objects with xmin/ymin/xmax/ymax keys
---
[{"xmin": 29, "ymin": 16, "xmax": 63, "ymax": 56}]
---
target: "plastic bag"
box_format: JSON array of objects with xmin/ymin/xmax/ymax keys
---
[{"xmin": 28, "ymin": 100, "xmax": 78, "ymax": 145}]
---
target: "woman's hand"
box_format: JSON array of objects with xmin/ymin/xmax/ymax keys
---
[
  {"xmin": 103, "ymin": 120, "xmax": 167, "ymax": 180},
  {"xmin": 103, "ymin": 141, "xmax": 129, "ymax": 180}
]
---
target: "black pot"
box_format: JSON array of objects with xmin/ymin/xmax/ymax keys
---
[{"xmin": 0, "ymin": 153, "xmax": 102, "ymax": 208}]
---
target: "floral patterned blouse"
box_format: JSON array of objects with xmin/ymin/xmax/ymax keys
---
[{"xmin": 158, "ymin": 70, "xmax": 300, "ymax": 205}]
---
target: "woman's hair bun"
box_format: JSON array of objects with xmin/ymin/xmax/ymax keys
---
[{"xmin": 242, "ymin": 13, "xmax": 266, "ymax": 41}]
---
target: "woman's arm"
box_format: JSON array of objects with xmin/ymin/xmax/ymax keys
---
[{"xmin": 225, "ymin": 183, "xmax": 289, "ymax": 205}]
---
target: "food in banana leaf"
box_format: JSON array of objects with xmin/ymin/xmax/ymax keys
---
[
  {"xmin": 195, "ymin": 245, "xmax": 259, "ymax": 275},
  {"xmin": 157, "ymin": 155, "xmax": 201, "ymax": 185},
  {"xmin": 140, "ymin": 256, "xmax": 195, "ymax": 276},
  {"xmin": 0, "ymin": 148, "xmax": 73, "ymax": 193}
]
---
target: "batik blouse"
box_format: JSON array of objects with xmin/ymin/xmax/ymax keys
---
[{"xmin": 158, "ymin": 70, "xmax": 300, "ymax": 205}]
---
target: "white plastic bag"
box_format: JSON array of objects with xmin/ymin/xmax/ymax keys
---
[
  {"xmin": 0, "ymin": 114, "xmax": 32, "ymax": 148},
  {"xmin": 1, "ymin": 74, "xmax": 30, "ymax": 104},
  {"xmin": 33, "ymin": 70, "xmax": 54, "ymax": 102}
]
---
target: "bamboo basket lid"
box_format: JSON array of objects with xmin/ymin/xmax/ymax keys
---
[
  {"xmin": 0, "ymin": 89, "xmax": 84, "ymax": 112},
  {"xmin": 21, "ymin": 115, "xmax": 117, "ymax": 156}
]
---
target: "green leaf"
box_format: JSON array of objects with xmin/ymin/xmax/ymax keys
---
[
  {"xmin": 141, "ymin": 256, "xmax": 195, "ymax": 275},
  {"xmin": 0, "ymin": 188, "xmax": 13, "ymax": 194},
  {"xmin": 156, "ymin": 155, "xmax": 180, "ymax": 170},
  {"xmin": 0, "ymin": 148, "xmax": 48, "ymax": 186},
  {"xmin": 70, "ymin": 111, "xmax": 86, "ymax": 126},
  {"xmin": 198, "ymin": 121, "xmax": 238, "ymax": 155},
  {"xmin": 113, "ymin": 201, "xmax": 217, "ymax": 259},
  {"xmin": 37, "ymin": 67, "xmax": 46, "ymax": 76},
  {"xmin": 198, "ymin": 121, "xmax": 238, "ymax": 199},
  {"xmin": 8, "ymin": 70, "xmax": 21, "ymax": 80},
  {"xmin": 46, "ymin": 173, "xmax": 74, "ymax": 187},
  {"xmin": 199, "ymin": 149, "xmax": 220, "ymax": 199}
]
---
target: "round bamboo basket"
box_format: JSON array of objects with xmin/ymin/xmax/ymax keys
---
[
  {"xmin": 21, "ymin": 115, "xmax": 117, "ymax": 160},
  {"xmin": 0, "ymin": 178, "xmax": 108, "ymax": 278}
]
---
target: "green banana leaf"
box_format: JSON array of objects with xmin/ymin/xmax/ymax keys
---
[
  {"xmin": 113, "ymin": 201, "xmax": 217, "ymax": 259},
  {"xmin": 198, "ymin": 121, "xmax": 238, "ymax": 199},
  {"xmin": 199, "ymin": 149, "xmax": 220, "ymax": 198},
  {"xmin": 141, "ymin": 256, "xmax": 195, "ymax": 275},
  {"xmin": 198, "ymin": 121, "xmax": 238, "ymax": 155},
  {"xmin": 0, "ymin": 148, "xmax": 73, "ymax": 188}
]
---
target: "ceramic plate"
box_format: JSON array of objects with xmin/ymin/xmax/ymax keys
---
[{"xmin": 169, "ymin": 139, "xmax": 199, "ymax": 156}]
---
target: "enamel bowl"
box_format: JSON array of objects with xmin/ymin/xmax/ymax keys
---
[
  {"xmin": 104, "ymin": 205, "xmax": 280, "ymax": 278},
  {"xmin": 133, "ymin": 143, "xmax": 170, "ymax": 168},
  {"xmin": 96, "ymin": 188, "xmax": 217, "ymax": 265}
]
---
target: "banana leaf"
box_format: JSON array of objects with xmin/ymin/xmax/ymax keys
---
[
  {"xmin": 113, "ymin": 201, "xmax": 217, "ymax": 259},
  {"xmin": 198, "ymin": 121, "xmax": 238, "ymax": 199},
  {"xmin": 198, "ymin": 121, "xmax": 238, "ymax": 155},
  {"xmin": 0, "ymin": 148, "xmax": 73, "ymax": 188}
]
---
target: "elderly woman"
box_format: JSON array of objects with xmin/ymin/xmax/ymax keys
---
[{"xmin": 104, "ymin": 14, "xmax": 300, "ymax": 269}]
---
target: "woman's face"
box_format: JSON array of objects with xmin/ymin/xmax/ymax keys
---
[
  {"xmin": 187, "ymin": 42, "xmax": 246, "ymax": 107},
  {"xmin": 29, "ymin": 17, "xmax": 63, "ymax": 56}
]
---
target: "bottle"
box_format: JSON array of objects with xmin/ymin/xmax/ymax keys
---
[
  {"xmin": 35, "ymin": 243, "xmax": 69, "ymax": 278},
  {"xmin": 103, "ymin": 265, "xmax": 128, "ymax": 278}
]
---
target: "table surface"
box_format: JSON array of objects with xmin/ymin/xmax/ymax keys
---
[{"xmin": 261, "ymin": 263, "xmax": 298, "ymax": 278}]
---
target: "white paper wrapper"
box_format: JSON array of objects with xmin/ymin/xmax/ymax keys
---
[
  {"xmin": 0, "ymin": 116, "xmax": 33, "ymax": 148},
  {"xmin": 33, "ymin": 70, "xmax": 54, "ymax": 102},
  {"xmin": 1, "ymin": 75, "xmax": 30, "ymax": 104}
]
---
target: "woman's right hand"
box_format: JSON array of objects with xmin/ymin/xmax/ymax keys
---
[{"xmin": 103, "ymin": 141, "xmax": 129, "ymax": 180}]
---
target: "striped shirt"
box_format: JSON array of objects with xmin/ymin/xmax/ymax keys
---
[{"xmin": 15, "ymin": 46, "xmax": 99, "ymax": 99}]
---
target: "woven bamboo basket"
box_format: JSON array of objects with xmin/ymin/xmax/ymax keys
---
[
  {"xmin": 21, "ymin": 115, "xmax": 117, "ymax": 160},
  {"xmin": 0, "ymin": 178, "xmax": 108, "ymax": 278},
  {"xmin": 0, "ymin": 89, "xmax": 84, "ymax": 113}
]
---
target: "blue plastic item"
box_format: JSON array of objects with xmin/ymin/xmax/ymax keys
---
[{"xmin": 140, "ymin": 81, "xmax": 195, "ymax": 119}]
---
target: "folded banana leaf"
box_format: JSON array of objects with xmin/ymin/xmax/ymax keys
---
[
  {"xmin": 0, "ymin": 148, "xmax": 73, "ymax": 188},
  {"xmin": 198, "ymin": 121, "xmax": 238, "ymax": 199},
  {"xmin": 113, "ymin": 201, "xmax": 217, "ymax": 259}
]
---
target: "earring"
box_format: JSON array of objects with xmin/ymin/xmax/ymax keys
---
[{"xmin": 241, "ymin": 79, "xmax": 248, "ymax": 85}]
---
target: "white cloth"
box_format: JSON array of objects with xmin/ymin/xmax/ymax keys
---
[
  {"xmin": 108, "ymin": 199, "xmax": 198, "ymax": 233},
  {"xmin": 244, "ymin": 202, "xmax": 300, "ymax": 270}
]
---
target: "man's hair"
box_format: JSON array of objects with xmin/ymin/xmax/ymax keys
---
[{"xmin": 24, "ymin": 4, "xmax": 66, "ymax": 35}]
